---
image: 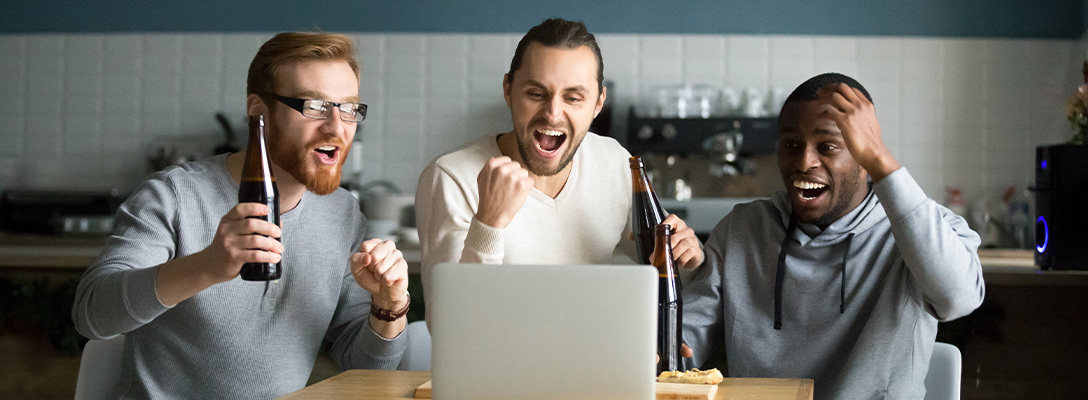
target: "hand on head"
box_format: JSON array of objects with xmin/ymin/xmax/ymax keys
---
[
  {"xmin": 475, "ymin": 156, "xmax": 535, "ymax": 229},
  {"xmin": 351, "ymin": 238, "xmax": 410, "ymax": 310},
  {"xmin": 817, "ymin": 83, "xmax": 901, "ymax": 181},
  {"xmin": 201, "ymin": 203, "xmax": 284, "ymax": 283}
]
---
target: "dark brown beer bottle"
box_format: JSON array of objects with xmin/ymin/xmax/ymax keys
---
[
  {"xmin": 238, "ymin": 115, "xmax": 282, "ymax": 281},
  {"xmin": 631, "ymin": 156, "xmax": 667, "ymax": 265},
  {"xmin": 653, "ymin": 223, "xmax": 683, "ymax": 374}
]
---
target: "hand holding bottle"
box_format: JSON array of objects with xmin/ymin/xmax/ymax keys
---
[
  {"xmin": 660, "ymin": 214, "xmax": 704, "ymax": 270},
  {"xmin": 200, "ymin": 203, "xmax": 284, "ymax": 284},
  {"xmin": 475, "ymin": 156, "xmax": 534, "ymax": 229},
  {"xmin": 656, "ymin": 344, "xmax": 693, "ymax": 364}
]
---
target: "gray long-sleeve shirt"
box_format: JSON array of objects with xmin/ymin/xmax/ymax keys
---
[
  {"xmin": 72, "ymin": 155, "xmax": 405, "ymax": 399},
  {"xmin": 682, "ymin": 168, "xmax": 984, "ymax": 399}
]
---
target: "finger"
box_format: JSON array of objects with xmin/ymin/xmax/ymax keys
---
[
  {"xmin": 358, "ymin": 238, "xmax": 386, "ymax": 254},
  {"xmin": 822, "ymin": 90, "xmax": 854, "ymax": 115},
  {"xmin": 237, "ymin": 217, "xmax": 282, "ymax": 238},
  {"xmin": 381, "ymin": 258, "xmax": 409, "ymax": 288},
  {"xmin": 225, "ymin": 203, "xmax": 269, "ymax": 221},
  {"xmin": 661, "ymin": 214, "xmax": 685, "ymax": 230},
  {"xmin": 237, "ymin": 234, "xmax": 285, "ymax": 254},
  {"xmin": 351, "ymin": 252, "xmax": 374, "ymax": 273},
  {"xmin": 238, "ymin": 248, "xmax": 282, "ymax": 264},
  {"xmin": 682, "ymin": 344, "xmax": 693, "ymax": 358},
  {"xmin": 371, "ymin": 247, "xmax": 402, "ymax": 277},
  {"xmin": 498, "ymin": 160, "xmax": 529, "ymax": 177}
]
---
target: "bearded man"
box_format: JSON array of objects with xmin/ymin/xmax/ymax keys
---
[
  {"xmin": 415, "ymin": 18, "xmax": 703, "ymax": 326},
  {"xmin": 73, "ymin": 32, "xmax": 409, "ymax": 399}
]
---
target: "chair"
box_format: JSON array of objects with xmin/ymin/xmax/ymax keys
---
[
  {"xmin": 398, "ymin": 320, "xmax": 431, "ymax": 371},
  {"xmin": 74, "ymin": 335, "xmax": 125, "ymax": 400},
  {"xmin": 924, "ymin": 342, "xmax": 962, "ymax": 400}
]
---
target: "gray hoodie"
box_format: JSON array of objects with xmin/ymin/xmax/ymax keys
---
[{"xmin": 682, "ymin": 168, "xmax": 984, "ymax": 399}]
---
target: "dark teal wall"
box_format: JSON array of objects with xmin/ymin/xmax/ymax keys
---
[{"xmin": 1, "ymin": 0, "xmax": 1083, "ymax": 38}]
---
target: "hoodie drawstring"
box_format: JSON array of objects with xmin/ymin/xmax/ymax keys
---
[
  {"xmin": 775, "ymin": 219, "xmax": 855, "ymax": 330},
  {"xmin": 773, "ymin": 215, "xmax": 797, "ymax": 330},
  {"xmin": 841, "ymin": 233, "xmax": 854, "ymax": 314}
]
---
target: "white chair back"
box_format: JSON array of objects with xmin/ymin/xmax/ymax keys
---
[
  {"xmin": 397, "ymin": 320, "xmax": 431, "ymax": 371},
  {"xmin": 74, "ymin": 335, "xmax": 125, "ymax": 400},
  {"xmin": 924, "ymin": 342, "xmax": 962, "ymax": 400}
]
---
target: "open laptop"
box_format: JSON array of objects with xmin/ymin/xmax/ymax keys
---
[{"xmin": 428, "ymin": 262, "xmax": 658, "ymax": 400}]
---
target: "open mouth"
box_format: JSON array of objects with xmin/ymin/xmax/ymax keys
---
[
  {"xmin": 314, "ymin": 145, "xmax": 339, "ymax": 165},
  {"xmin": 793, "ymin": 180, "xmax": 828, "ymax": 200},
  {"xmin": 533, "ymin": 129, "xmax": 567, "ymax": 153}
]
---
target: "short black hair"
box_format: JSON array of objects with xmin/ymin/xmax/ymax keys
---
[
  {"xmin": 781, "ymin": 72, "xmax": 873, "ymax": 113},
  {"xmin": 508, "ymin": 18, "xmax": 604, "ymax": 93}
]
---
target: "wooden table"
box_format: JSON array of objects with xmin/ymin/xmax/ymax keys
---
[{"xmin": 277, "ymin": 369, "xmax": 813, "ymax": 400}]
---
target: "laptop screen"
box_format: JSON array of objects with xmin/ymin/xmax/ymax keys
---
[{"xmin": 428, "ymin": 263, "xmax": 658, "ymax": 400}]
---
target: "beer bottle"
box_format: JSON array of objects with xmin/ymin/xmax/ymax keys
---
[
  {"xmin": 238, "ymin": 115, "xmax": 282, "ymax": 281},
  {"xmin": 653, "ymin": 223, "xmax": 683, "ymax": 374},
  {"xmin": 630, "ymin": 156, "xmax": 666, "ymax": 265}
]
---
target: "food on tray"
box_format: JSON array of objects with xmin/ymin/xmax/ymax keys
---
[{"xmin": 656, "ymin": 368, "xmax": 724, "ymax": 384}]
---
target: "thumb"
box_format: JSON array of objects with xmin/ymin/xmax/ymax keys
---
[{"xmin": 352, "ymin": 252, "xmax": 374, "ymax": 270}]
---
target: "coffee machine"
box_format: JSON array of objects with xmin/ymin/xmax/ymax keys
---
[
  {"xmin": 1034, "ymin": 144, "xmax": 1088, "ymax": 270},
  {"xmin": 626, "ymin": 107, "xmax": 780, "ymax": 199}
]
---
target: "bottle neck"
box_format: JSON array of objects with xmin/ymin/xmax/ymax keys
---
[
  {"xmin": 652, "ymin": 232, "xmax": 675, "ymax": 275},
  {"xmin": 241, "ymin": 116, "xmax": 275, "ymax": 182}
]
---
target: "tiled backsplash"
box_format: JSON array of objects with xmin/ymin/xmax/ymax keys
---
[{"xmin": 0, "ymin": 32, "xmax": 1082, "ymax": 205}]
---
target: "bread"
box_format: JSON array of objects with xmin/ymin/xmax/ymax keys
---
[{"xmin": 656, "ymin": 368, "xmax": 724, "ymax": 385}]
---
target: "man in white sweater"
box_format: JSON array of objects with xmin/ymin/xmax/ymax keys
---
[{"xmin": 416, "ymin": 18, "xmax": 703, "ymax": 325}]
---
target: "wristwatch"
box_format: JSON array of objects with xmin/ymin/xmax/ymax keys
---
[{"xmin": 370, "ymin": 292, "xmax": 411, "ymax": 322}]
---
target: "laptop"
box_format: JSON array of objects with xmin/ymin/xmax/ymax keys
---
[{"xmin": 428, "ymin": 263, "xmax": 658, "ymax": 400}]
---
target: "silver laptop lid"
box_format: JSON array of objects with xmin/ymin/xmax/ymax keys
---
[{"xmin": 429, "ymin": 263, "xmax": 657, "ymax": 400}]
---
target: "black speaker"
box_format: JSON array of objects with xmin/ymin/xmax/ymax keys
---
[{"xmin": 1034, "ymin": 144, "xmax": 1088, "ymax": 270}]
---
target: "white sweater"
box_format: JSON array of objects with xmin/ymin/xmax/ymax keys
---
[{"xmin": 415, "ymin": 133, "xmax": 638, "ymax": 324}]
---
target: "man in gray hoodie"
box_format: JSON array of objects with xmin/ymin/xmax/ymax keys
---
[{"xmin": 681, "ymin": 73, "xmax": 985, "ymax": 399}]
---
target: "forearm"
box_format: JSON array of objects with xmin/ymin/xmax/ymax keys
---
[
  {"xmin": 368, "ymin": 295, "xmax": 410, "ymax": 339},
  {"xmin": 861, "ymin": 148, "xmax": 902, "ymax": 183},
  {"xmin": 875, "ymin": 168, "xmax": 984, "ymax": 319},
  {"xmin": 154, "ymin": 250, "xmax": 220, "ymax": 307},
  {"xmin": 73, "ymin": 260, "xmax": 171, "ymax": 339}
]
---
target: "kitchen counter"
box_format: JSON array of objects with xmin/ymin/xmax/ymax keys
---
[
  {"xmin": 0, "ymin": 233, "xmax": 106, "ymax": 269},
  {"xmin": 0, "ymin": 233, "xmax": 424, "ymax": 274},
  {"xmin": 2, "ymin": 233, "xmax": 1082, "ymax": 285}
]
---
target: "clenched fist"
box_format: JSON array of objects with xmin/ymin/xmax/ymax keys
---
[
  {"xmin": 350, "ymin": 238, "xmax": 409, "ymax": 310},
  {"xmin": 475, "ymin": 156, "xmax": 534, "ymax": 229}
]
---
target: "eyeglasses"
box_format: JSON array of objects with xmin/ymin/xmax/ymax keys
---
[{"xmin": 274, "ymin": 95, "xmax": 368, "ymax": 122}]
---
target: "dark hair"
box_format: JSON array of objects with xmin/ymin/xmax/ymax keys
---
[
  {"xmin": 781, "ymin": 72, "xmax": 873, "ymax": 113},
  {"xmin": 508, "ymin": 18, "xmax": 604, "ymax": 93}
]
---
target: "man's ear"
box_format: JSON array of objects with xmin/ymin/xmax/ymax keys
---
[
  {"xmin": 593, "ymin": 85, "xmax": 607, "ymax": 118},
  {"xmin": 246, "ymin": 93, "xmax": 268, "ymax": 117},
  {"xmin": 502, "ymin": 73, "xmax": 513, "ymax": 109}
]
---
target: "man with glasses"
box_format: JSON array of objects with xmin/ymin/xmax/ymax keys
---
[{"xmin": 73, "ymin": 32, "xmax": 408, "ymax": 399}]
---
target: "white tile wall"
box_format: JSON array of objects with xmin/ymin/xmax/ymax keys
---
[{"xmin": 0, "ymin": 32, "xmax": 1083, "ymax": 206}]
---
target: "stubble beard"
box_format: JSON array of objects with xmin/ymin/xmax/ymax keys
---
[
  {"xmin": 809, "ymin": 164, "xmax": 864, "ymax": 227},
  {"xmin": 513, "ymin": 127, "xmax": 579, "ymax": 177}
]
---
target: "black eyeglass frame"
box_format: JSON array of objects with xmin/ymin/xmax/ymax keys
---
[{"xmin": 273, "ymin": 95, "xmax": 368, "ymax": 122}]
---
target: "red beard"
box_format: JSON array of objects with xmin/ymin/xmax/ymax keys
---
[{"xmin": 267, "ymin": 134, "xmax": 350, "ymax": 196}]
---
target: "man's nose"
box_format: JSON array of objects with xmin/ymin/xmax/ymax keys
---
[
  {"xmin": 543, "ymin": 96, "xmax": 564, "ymax": 124},
  {"xmin": 796, "ymin": 145, "xmax": 820, "ymax": 171},
  {"xmin": 320, "ymin": 108, "xmax": 345, "ymax": 134}
]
